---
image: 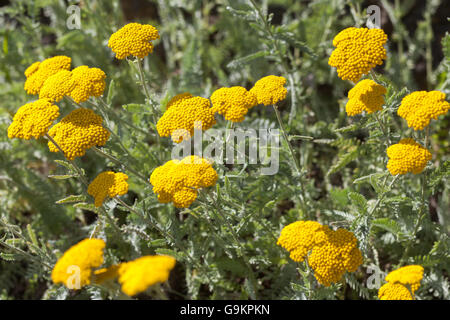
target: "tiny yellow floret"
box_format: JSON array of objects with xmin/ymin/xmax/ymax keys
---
[
  {"xmin": 108, "ymin": 22, "xmax": 160, "ymax": 59},
  {"xmin": 378, "ymin": 282, "xmax": 414, "ymax": 300},
  {"xmin": 24, "ymin": 56, "xmax": 72, "ymax": 95},
  {"xmin": 8, "ymin": 98, "xmax": 60, "ymax": 140},
  {"xmin": 345, "ymin": 79, "xmax": 386, "ymax": 116},
  {"xmin": 51, "ymin": 238, "xmax": 105, "ymax": 289},
  {"xmin": 88, "ymin": 171, "xmax": 129, "ymax": 207},
  {"xmin": 328, "ymin": 27, "xmax": 387, "ymax": 82},
  {"xmin": 211, "ymin": 86, "xmax": 257, "ymax": 122},
  {"xmin": 47, "ymin": 108, "xmax": 110, "ymax": 160},
  {"xmin": 397, "ymin": 91, "xmax": 450, "ymax": 130},
  {"xmin": 386, "ymin": 138, "xmax": 431, "ymax": 175},
  {"xmin": 117, "ymin": 255, "xmax": 176, "ymax": 296},
  {"xmin": 378, "ymin": 265, "xmax": 424, "ymax": 300},
  {"xmin": 166, "ymin": 92, "xmax": 193, "ymax": 110},
  {"xmin": 150, "ymin": 156, "xmax": 218, "ymax": 208},
  {"xmin": 250, "ymin": 75, "xmax": 288, "ymax": 106},
  {"xmin": 39, "ymin": 70, "xmax": 75, "ymax": 102}
]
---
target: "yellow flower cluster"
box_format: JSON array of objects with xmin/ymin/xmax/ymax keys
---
[
  {"xmin": 87, "ymin": 171, "xmax": 129, "ymax": 207},
  {"xmin": 51, "ymin": 238, "xmax": 105, "ymax": 289},
  {"xmin": 117, "ymin": 255, "xmax": 176, "ymax": 296},
  {"xmin": 108, "ymin": 22, "xmax": 160, "ymax": 59},
  {"xmin": 378, "ymin": 282, "xmax": 414, "ymax": 300},
  {"xmin": 397, "ymin": 91, "xmax": 450, "ymax": 130},
  {"xmin": 24, "ymin": 56, "xmax": 72, "ymax": 95},
  {"xmin": 166, "ymin": 92, "xmax": 193, "ymax": 109},
  {"xmin": 386, "ymin": 138, "xmax": 432, "ymax": 175},
  {"xmin": 156, "ymin": 96, "xmax": 216, "ymax": 143},
  {"xmin": 308, "ymin": 227, "xmax": 363, "ymax": 286},
  {"xmin": 48, "ymin": 108, "xmax": 110, "ymax": 160},
  {"xmin": 276, "ymin": 221, "xmax": 326, "ymax": 262},
  {"xmin": 39, "ymin": 66, "xmax": 106, "ymax": 103},
  {"xmin": 277, "ymin": 220, "xmax": 363, "ymax": 286},
  {"xmin": 150, "ymin": 155, "xmax": 218, "ymax": 208},
  {"xmin": 345, "ymin": 79, "xmax": 386, "ymax": 116},
  {"xmin": 7, "ymin": 98, "xmax": 60, "ymax": 140},
  {"xmin": 211, "ymin": 86, "xmax": 257, "ymax": 122},
  {"xmin": 250, "ymin": 75, "xmax": 288, "ymax": 106},
  {"xmin": 70, "ymin": 66, "xmax": 107, "ymax": 103},
  {"xmin": 378, "ymin": 265, "xmax": 424, "ymax": 300},
  {"xmin": 39, "ymin": 70, "xmax": 75, "ymax": 102},
  {"xmin": 328, "ymin": 27, "xmax": 387, "ymax": 82}
]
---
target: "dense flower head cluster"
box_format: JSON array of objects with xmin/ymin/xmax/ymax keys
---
[
  {"xmin": 69, "ymin": 66, "xmax": 107, "ymax": 103},
  {"xmin": 51, "ymin": 238, "xmax": 105, "ymax": 289},
  {"xmin": 24, "ymin": 56, "xmax": 72, "ymax": 95},
  {"xmin": 386, "ymin": 138, "xmax": 432, "ymax": 175},
  {"xmin": 385, "ymin": 265, "xmax": 424, "ymax": 294},
  {"xmin": 250, "ymin": 75, "xmax": 288, "ymax": 106},
  {"xmin": 166, "ymin": 92, "xmax": 193, "ymax": 109},
  {"xmin": 39, "ymin": 70, "xmax": 75, "ymax": 102},
  {"xmin": 117, "ymin": 255, "xmax": 176, "ymax": 296},
  {"xmin": 276, "ymin": 221, "xmax": 327, "ymax": 262},
  {"xmin": 328, "ymin": 27, "xmax": 387, "ymax": 82},
  {"xmin": 278, "ymin": 220, "xmax": 362, "ymax": 286},
  {"xmin": 150, "ymin": 155, "xmax": 218, "ymax": 208},
  {"xmin": 108, "ymin": 22, "xmax": 160, "ymax": 59},
  {"xmin": 8, "ymin": 99, "xmax": 60, "ymax": 140},
  {"xmin": 378, "ymin": 282, "xmax": 414, "ymax": 300},
  {"xmin": 48, "ymin": 108, "xmax": 110, "ymax": 160},
  {"xmin": 211, "ymin": 86, "xmax": 257, "ymax": 122},
  {"xmin": 378, "ymin": 265, "xmax": 424, "ymax": 300},
  {"xmin": 397, "ymin": 91, "xmax": 450, "ymax": 130},
  {"xmin": 87, "ymin": 171, "xmax": 129, "ymax": 207},
  {"xmin": 156, "ymin": 96, "xmax": 216, "ymax": 143},
  {"xmin": 308, "ymin": 227, "xmax": 363, "ymax": 286},
  {"xmin": 345, "ymin": 79, "xmax": 386, "ymax": 116}
]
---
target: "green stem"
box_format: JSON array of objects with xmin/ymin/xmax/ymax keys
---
[
  {"xmin": 91, "ymin": 146, "xmax": 150, "ymax": 185},
  {"xmin": 45, "ymin": 134, "xmax": 89, "ymax": 187}
]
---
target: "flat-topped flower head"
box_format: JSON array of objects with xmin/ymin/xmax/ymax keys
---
[
  {"xmin": 386, "ymin": 138, "xmax": 432, "ymax": 175},
  {"xmin": 24, "ymin": 56, "xmax": 72, "ymax": 95},
  {"xmin": 329, "ymin": 27, "xmax": 387, "ymax": 82},
  {"xmin": 156, "ymin": 96, "xmax": 216, "ymax": 143},
  {"xmin": 39, "ymin": 70, "xmax": 75, "ymax": 102},
  {"xmin": 308, "ymin": 227, "xmax": 363, "ymax": 286},
  {"xmin": 378, "ymin": 282, "xmax": 414, "ymax": 300},
  {"xmin": 8, "ymin": 99, "xmax": 60, "ymax": 140},
  {"xmin": 166, "ymin": 92, "xmax": 193, "ymax": 110},
  {"xmin": 117, "ymin": 255, "xmax": 176, "ymax": 296},
  {"xmin": 378, "ymin": 265, "xmax": 424, "ymax": 300},
  {"xmin": 47, "ymin": 108, "xmax": 110, "ymax": 160},
  {"xmin": 108, "ymin": 22, "xmax": 160, "ymax": 59},
  {"xmin": 397, "ymin": 91, "xmax": 450, "ymax": 130},
  {"xmin": 277, "ymin": 220, "xmax": 328, "ymax": 262},
  {"xmin": 211, "ymin": 86, "xmax": 257, "ymax": 122},
  {"xmin": 345, "ymin": 79, "xmax": 386, "ymax": 116},
  {"xmin": 385, "ymin": 265, "xmax": 424, "ymax": 294},
  {"xmin": 278, "ymin": 220, "xmax": 363, "ymax": 286},
  {"xmin": 51, "ymin": 238, "xmax": 105, "ymax": 289},
  {"xmin": 150, "ymin": 156, "xmax": 218, "ymax": 208},
  {"xmin": 88, "ymin": 171, "xmax": 129, "ymax": 207},
  {"xmin": 250, "ymin": 75, "xmax": 288, "ymax": 106},
  {"xmin": 69, "ymin": 66, "xmax": 106, "ymax": 103}
]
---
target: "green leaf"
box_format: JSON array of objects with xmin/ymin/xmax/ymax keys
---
[
  {"xmin": 326, "ymin": 146, "xmax": 359, "ymax": 176},
  {"xmin": 225, "ymin": 6, "xmax": 257, "ymax": 22},
  {"xmin": 27, "ymin": 224, "xmax": 39, "ymax": 247},
  {"xmin": 53, "ymin": 160, "xmax": 76, "ymax": 172},
  {"xmin": 73, "ymin": 203, "xmax": 99, "ymax": 213},
  {"xmin": 226, "ymin": 51, "xmax": 271, "ymax": 69},
  {"xmin": 214, "ymin": 257, "xmax": 247, "ymax": 277},
  {"xmin": 348, "ymin": 192, "xmax": 367, "ymax": 212},
  {"xmin": 372, "ymin": 218, "xmax": 403, "ymax": 236},
  {"xmin": 48, "ymin": 174, "xmax": 78, "ymax": 180},
  {"xmin": 155, "ymin": 248, "xmax": 185, "ymax": 261},
  {"xmin": 0, "ymin": 252, "xmax": 18, "ymax": 261},
  {"xmin": 147, "ymin": 239, "xmax": 167, "ymax": 247},
  {"xmin": 122, "ymin": 104, "xmax": 147, "ymax": 113},
  {"xmin": 55, "ymin": 194, "xmax": 86, "ymax": 204}
]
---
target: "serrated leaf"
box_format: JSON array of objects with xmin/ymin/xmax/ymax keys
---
[
  {"xmin": 372, "ymin": 218, "xmax": 403, "ymax": 236},
  {"xmin": 325, "ymin": 210, "xmax": 356, "ymax": 222},
  {"xmin": 73, "ymin": 202, "xmax": 99, "ymax": 213},
  {"xmin": 225, "ymin": 6, "xmax": 257, "ymax": 22},
  {"xmin": 348, "ymin": 192, "xmax": 367, "ymax": 212},
  {"xmin": 274, "ymin": 31, "xmax": 317, "ymax": 58},
  {"xmin": 334, "ymin": 124, "xmax": 360, "ymax": 133},
  {"xmin": 214, "ymin": 257, "xmax": 247, "ymax": 277},
  {"xmin": 155, "ymin": 248, "xmax": 184, "ymax": 261},
  {"xmin": 147, "ymin": 239, "xmax": 167, "ymax": 247},
  {"xmin": 55, "ymin": 194, "xmax": 86, "ymax": 204},
  {"xmin": 53, "ymin": 160, "xmax": 76, "ymax": 172},
  {"xmin": 0, "ymin": 252, "xmax": 18, "ymax": 261},
  {"xmin": 5, "ymin": 238, "xmax": 24, "ymax": 246},
  {"xmin": 122, "ymin": 103, "xmax": 147, "ymax": 113},
  {"xmin": 227, "ymin": 50, "xmax": 270, "ymax": 69},
  {"xmin": 327, "ymin": 146, "xmax": 359, "ymax": 176},
  {"xmin": 27, "ymin": 224, "xmax": 38, "ymax": 247}
]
